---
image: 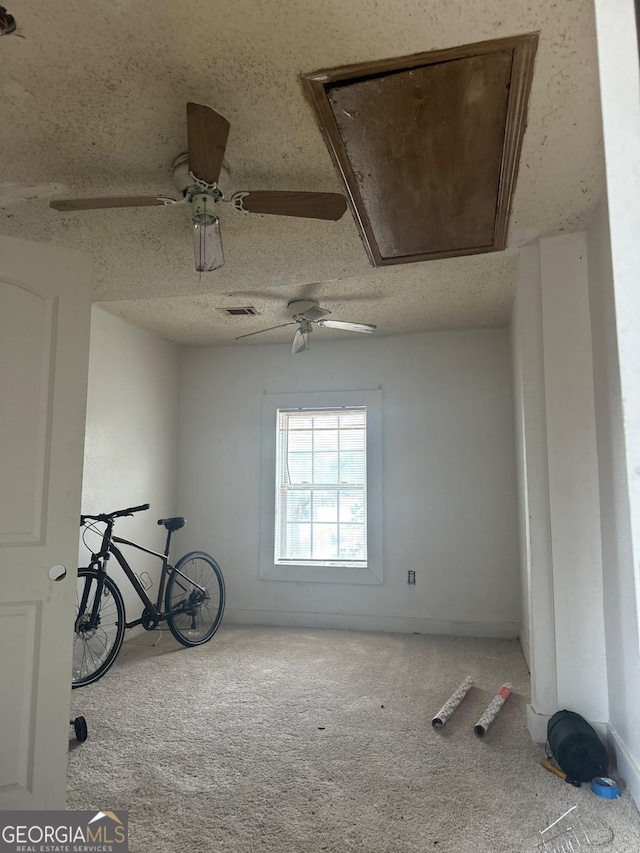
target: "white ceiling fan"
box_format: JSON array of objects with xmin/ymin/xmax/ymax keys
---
[{"xmin": 235, "ymin": 299, "xmax": 377, "ymax": 354}]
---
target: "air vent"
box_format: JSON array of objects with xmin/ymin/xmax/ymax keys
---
[{"xmin": 219, "ymin": 306, "xmax": 259, "ymax": 317}]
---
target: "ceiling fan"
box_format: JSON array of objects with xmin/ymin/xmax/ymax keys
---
[
  {"xmin": 235, "ymin": 299, "xmax": 377, "ymax": 354},
  {"xmin": 49, "ymin": 102, "xmax": 347, "ymax": 272}
]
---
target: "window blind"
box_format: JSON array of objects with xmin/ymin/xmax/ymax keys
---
[{"xmin": 274, "ymin": 407, "xmax": 367, "ymax": 566}]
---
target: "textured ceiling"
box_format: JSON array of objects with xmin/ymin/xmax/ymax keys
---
[{"xmin": 1, "ymin": 0, "xmax": 603, "ymax": 344}]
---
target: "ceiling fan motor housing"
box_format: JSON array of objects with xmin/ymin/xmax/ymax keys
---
[
  {"xmin": 287, "ymin": 299, "xmax": 330, "ymax": 322},
  {"xmin": 172, "ymin": 153, "xmax": 231, "ymax": 200}
]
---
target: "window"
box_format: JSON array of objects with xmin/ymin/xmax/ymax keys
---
[
  {"xmin": 260, "ymin": 389, "xmax": 383, "ymax": 585},
  {"xmin": 275, "ymin": 407, "xmax": 367, "ymax": 566}
]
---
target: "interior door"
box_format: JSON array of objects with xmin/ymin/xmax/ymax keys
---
[{"xmin": 0, "ymin": 234, "xmax": 92, "ymax": 809}]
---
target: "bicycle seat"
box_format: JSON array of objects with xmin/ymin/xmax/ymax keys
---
[{"xmin": 157, "ymin": 517, "xmax": 186, "ymax": 532}]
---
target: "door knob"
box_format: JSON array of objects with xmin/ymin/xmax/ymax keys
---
[{"xmin": 49, "ymin": 564, "xmax": 67, "ymax": 581}]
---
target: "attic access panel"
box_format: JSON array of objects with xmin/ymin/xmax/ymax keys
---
[{"xmin": 302, "ymin": 34, "xmax": 538, "ymax": 266}]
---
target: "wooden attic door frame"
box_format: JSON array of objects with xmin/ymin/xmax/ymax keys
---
[{"xmin": 302, "ymin": 33, "xmax": 539, "ymax": 266}]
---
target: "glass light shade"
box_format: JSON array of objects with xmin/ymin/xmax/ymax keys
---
[
  {"xmin": 291, "ymin": 328, "xmax": 310, "ymax": 354},
  {"xmin": 193, "ymin": 215, "xmax": 224, "ymax": 272}
]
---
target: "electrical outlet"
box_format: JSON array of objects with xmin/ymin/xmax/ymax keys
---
[{"xmin": 407, "ymin": 570, "xmax": 416, "ymax": 585}]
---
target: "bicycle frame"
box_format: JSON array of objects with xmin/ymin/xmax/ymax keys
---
[
  {"xmin": 80, "ymin": 518, "xmax": 207, "ymax": 631},
  {"xmin": 110, "ymin": 537, "xmax": 170, "ymax": 628}
]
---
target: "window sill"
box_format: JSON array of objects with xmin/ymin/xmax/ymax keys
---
[
  {"xmin": 260, "ymin": 562, "xmax": 383, "ymax": 585},
  {"xmin": 276, "ymin": 560, "xmax": 367, "ymax": 569}
]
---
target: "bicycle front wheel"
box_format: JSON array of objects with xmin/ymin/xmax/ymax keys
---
[
  {"xmin": 73, "ymin": 569, "xmax": 126, "ymax": 688},
  {"xmin": 165, "ymin": 551, "xmax": 225, "ymax": 647}
]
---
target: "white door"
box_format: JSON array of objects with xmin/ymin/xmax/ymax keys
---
[{"xmin": 0, "ymin": 234, "xmax": 92, "ymax": 809}]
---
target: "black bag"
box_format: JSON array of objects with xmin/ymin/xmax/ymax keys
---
[{"xmin": 547, "ymin": 710, "xmax": 609, "ymax": 783}]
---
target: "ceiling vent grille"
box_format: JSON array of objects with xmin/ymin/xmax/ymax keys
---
[{"xmin": 220, "ymin": 306, "xmax": 259, "ymax": 317}]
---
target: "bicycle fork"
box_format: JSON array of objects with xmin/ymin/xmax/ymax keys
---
[{"xmin": 75, "ymin": 560, "xmax": 107, "ymax": 632}]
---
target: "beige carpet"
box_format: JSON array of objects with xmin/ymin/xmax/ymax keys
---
[{"xmin": 68, "ymin": 626, "xmax": 640, "ymax": 852}]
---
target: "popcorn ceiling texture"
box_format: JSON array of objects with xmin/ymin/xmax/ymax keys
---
[
  {"xmin": 103, "ymin": 254, "xmax": 518, "ymax": 345},
  {"xmin": 1, "ymin": 0, "xmax": 603, "ymax": 343}
]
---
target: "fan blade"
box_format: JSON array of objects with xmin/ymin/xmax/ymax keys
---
[
  {"xmin": 237, "ymin": 191, "xmax": 347, "ymax": 221},
  {"xmin": 187, "ymin": 102, "xmax": 230, "ymax": 185},
  {"xmin": 317, "ymin": 319, "xmax": 377, "ymax": 333},
  {"xmin": 50, "ymin": 196, "xmax": 170, "ymax": 212},
  {"xmin": 291, "ymin": 328, "xmax": 310, "ymax": 354},
  {"xmin": 235, "ymin": 322, "xmax": 296, "ymax": 341}
]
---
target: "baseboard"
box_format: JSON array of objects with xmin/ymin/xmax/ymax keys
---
[
  {"xmin": 223, "ymin": 608, "xmax": 520, "ymax": 638},
  {"xmin": 608, "ymin": 726, "xmax": 640, "ymax": 807},
  {"xmin": 519, "ymin": 631, "xmax": 531, "ymax": 670},
  {"xmin": 527, "ymin": 706, "xmax": 551, "ymax": 743}
]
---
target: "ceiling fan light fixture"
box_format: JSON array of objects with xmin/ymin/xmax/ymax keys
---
[
  {"xmin": 291, "ymin": 328, "xmax": 310, "ymax": 354},
  {"xmin": 192, "ymin": 194, "xmax": 224, "ymax": 272}
]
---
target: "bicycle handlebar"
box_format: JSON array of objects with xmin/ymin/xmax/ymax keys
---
[{"xmin": 81, "ymin": 503, "xmax": 150, "ymax": 524}]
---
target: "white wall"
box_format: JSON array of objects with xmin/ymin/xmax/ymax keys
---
[
  {"xmin": 509, "ymin": 0, "xmax": 640, "ymax": 802},
  {"xmin": 510, "ymin": 231, "xmax": 611, "ymax": 741},
  {"xmin": 511, "ymin": 324, "xmax": 530, "ymax": 663},
  {"xmin": 539, "ymin": 232, "xmax": 609, "ymax": 724},
  {"xmin": 80, "ymin": 307, "xmax": 181, "ymax": 626},
  {"xmin": 510, "ymin": 244, "xmax": 556, "ymax": 717},
  {"xmin": 588, "ymin": 194, "xmax": 640, "ymax": 803},
  {"xmin": 594, "ymin": 0, "xmax": 640, "ymax": 643},
  {"xmin": 177, "ymin": 329, "xmax": 521, "ymax": 636},
  {"xmin": 593, "ymin": 0, "xmax": 640, "ymax": 804}
]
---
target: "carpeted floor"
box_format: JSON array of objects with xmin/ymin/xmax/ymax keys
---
[{"xmin": 68, "ymin": 626, "xmax": 640, "ymax": 852}]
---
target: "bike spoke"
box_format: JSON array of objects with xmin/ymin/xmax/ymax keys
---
[
  {"xmin": 166, "ymin": 554, "xmax": 224, "ymax": 645},
  {"xmin": 73, "ymin": 570, "xmax": 124, "ymax": 686}
]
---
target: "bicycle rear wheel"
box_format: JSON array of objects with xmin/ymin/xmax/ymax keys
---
[
  {"xmin": 165, "ymin": 551, "xmax": 225, "ymax": 647},
  {"xmin": 73, "ymin": 569, "xmax": 126, "ymax": 688}
]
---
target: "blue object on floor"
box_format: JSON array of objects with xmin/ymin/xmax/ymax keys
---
[{"xmin": 591, "ymin": 777, "xmax": 621, "ymax": 799}]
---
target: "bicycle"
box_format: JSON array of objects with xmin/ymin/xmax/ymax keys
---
[{"xmin": 74, "ymin": 503, "xmax": 225, "ymax": 688}]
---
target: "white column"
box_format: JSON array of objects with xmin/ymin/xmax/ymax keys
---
[
  {"xmin": 594, "ymin": 0, "xmax": 640, "ymax": 650},
  {"xmin": 593, "ymin": 0, "xmax": 640, "ymax": 805},
  {"xmin": 539, "ymin": 232, "xmax": 609, "ymax": 723},
  {"xmin": 511, "ymin": 244, "xmax": 557, "ymax": 733}
]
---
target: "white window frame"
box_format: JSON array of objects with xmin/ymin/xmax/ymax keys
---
[{"xmin": 260, "ymin": 389, "xmax": 383, "ymax": 585}]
